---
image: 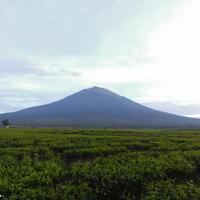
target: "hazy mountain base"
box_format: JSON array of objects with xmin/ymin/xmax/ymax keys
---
[
  {"xmin": 1, "ymin": 128, "xmax": 200, "ymax": 199},
  {"xmin": 2, "ymin": 117, "xmax": 200, "ymax": 129}
]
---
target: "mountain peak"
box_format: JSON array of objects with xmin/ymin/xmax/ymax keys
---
[
  {"xmin": 89, "ymin": 86, "xmax": 104, "ymax": 90},
  {"xmin": 80, "ymin": 86, "xmax": 116, "ymax": 95}
]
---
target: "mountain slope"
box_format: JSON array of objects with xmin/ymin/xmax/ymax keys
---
[{"xmin": 1, "ymin": 86, "xmax": 200, "ymax": 128}]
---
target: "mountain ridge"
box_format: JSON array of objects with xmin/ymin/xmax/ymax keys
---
[{"xmin": 1, "ymin": 86, "xmax": 200, "ymax": 128}]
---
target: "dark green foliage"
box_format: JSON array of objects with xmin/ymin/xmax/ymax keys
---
[
  {"xmin": 145, "ymin": 180, "xmax": 200, "ymax": 200},
  {"xmin": 2, "ymin": 120, "xmax": 10, "ymax": 128},
  {"xmin": 1, "ymin": 128, "xmax": 200, "ymax": 199}
]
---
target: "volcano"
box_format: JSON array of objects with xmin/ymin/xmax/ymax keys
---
[{"xmin": 1, "ymin": 86, "xmax": 200, "ymax": 128}]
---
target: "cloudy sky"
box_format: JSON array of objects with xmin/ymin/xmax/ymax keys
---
[{"xmin": 1, "ymin": 0, "xmax": 200, "ymax": 117}]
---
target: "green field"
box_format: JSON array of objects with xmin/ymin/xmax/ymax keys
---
[{"xmin": 1, "ymin": 129, "xmax": 200, "ymax": 199}]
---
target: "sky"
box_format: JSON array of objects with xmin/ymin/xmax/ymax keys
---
[{"xmin": 1, "ymin": 0, "xmax": 200, "ymax": 117}]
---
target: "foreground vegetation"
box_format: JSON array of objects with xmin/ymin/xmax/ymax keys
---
[{"xmin": 1, "ymin": 128, "xmax": 200, "ymax": 199}]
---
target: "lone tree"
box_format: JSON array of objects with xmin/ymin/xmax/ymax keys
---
[{"xmin": 2, "ymin": 119, "xmax": 10, "ymax": 128}]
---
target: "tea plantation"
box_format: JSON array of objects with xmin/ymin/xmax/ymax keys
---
[{"xmin": 1, "ymin": 128, "xmax": 200, "ymax": 199}]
